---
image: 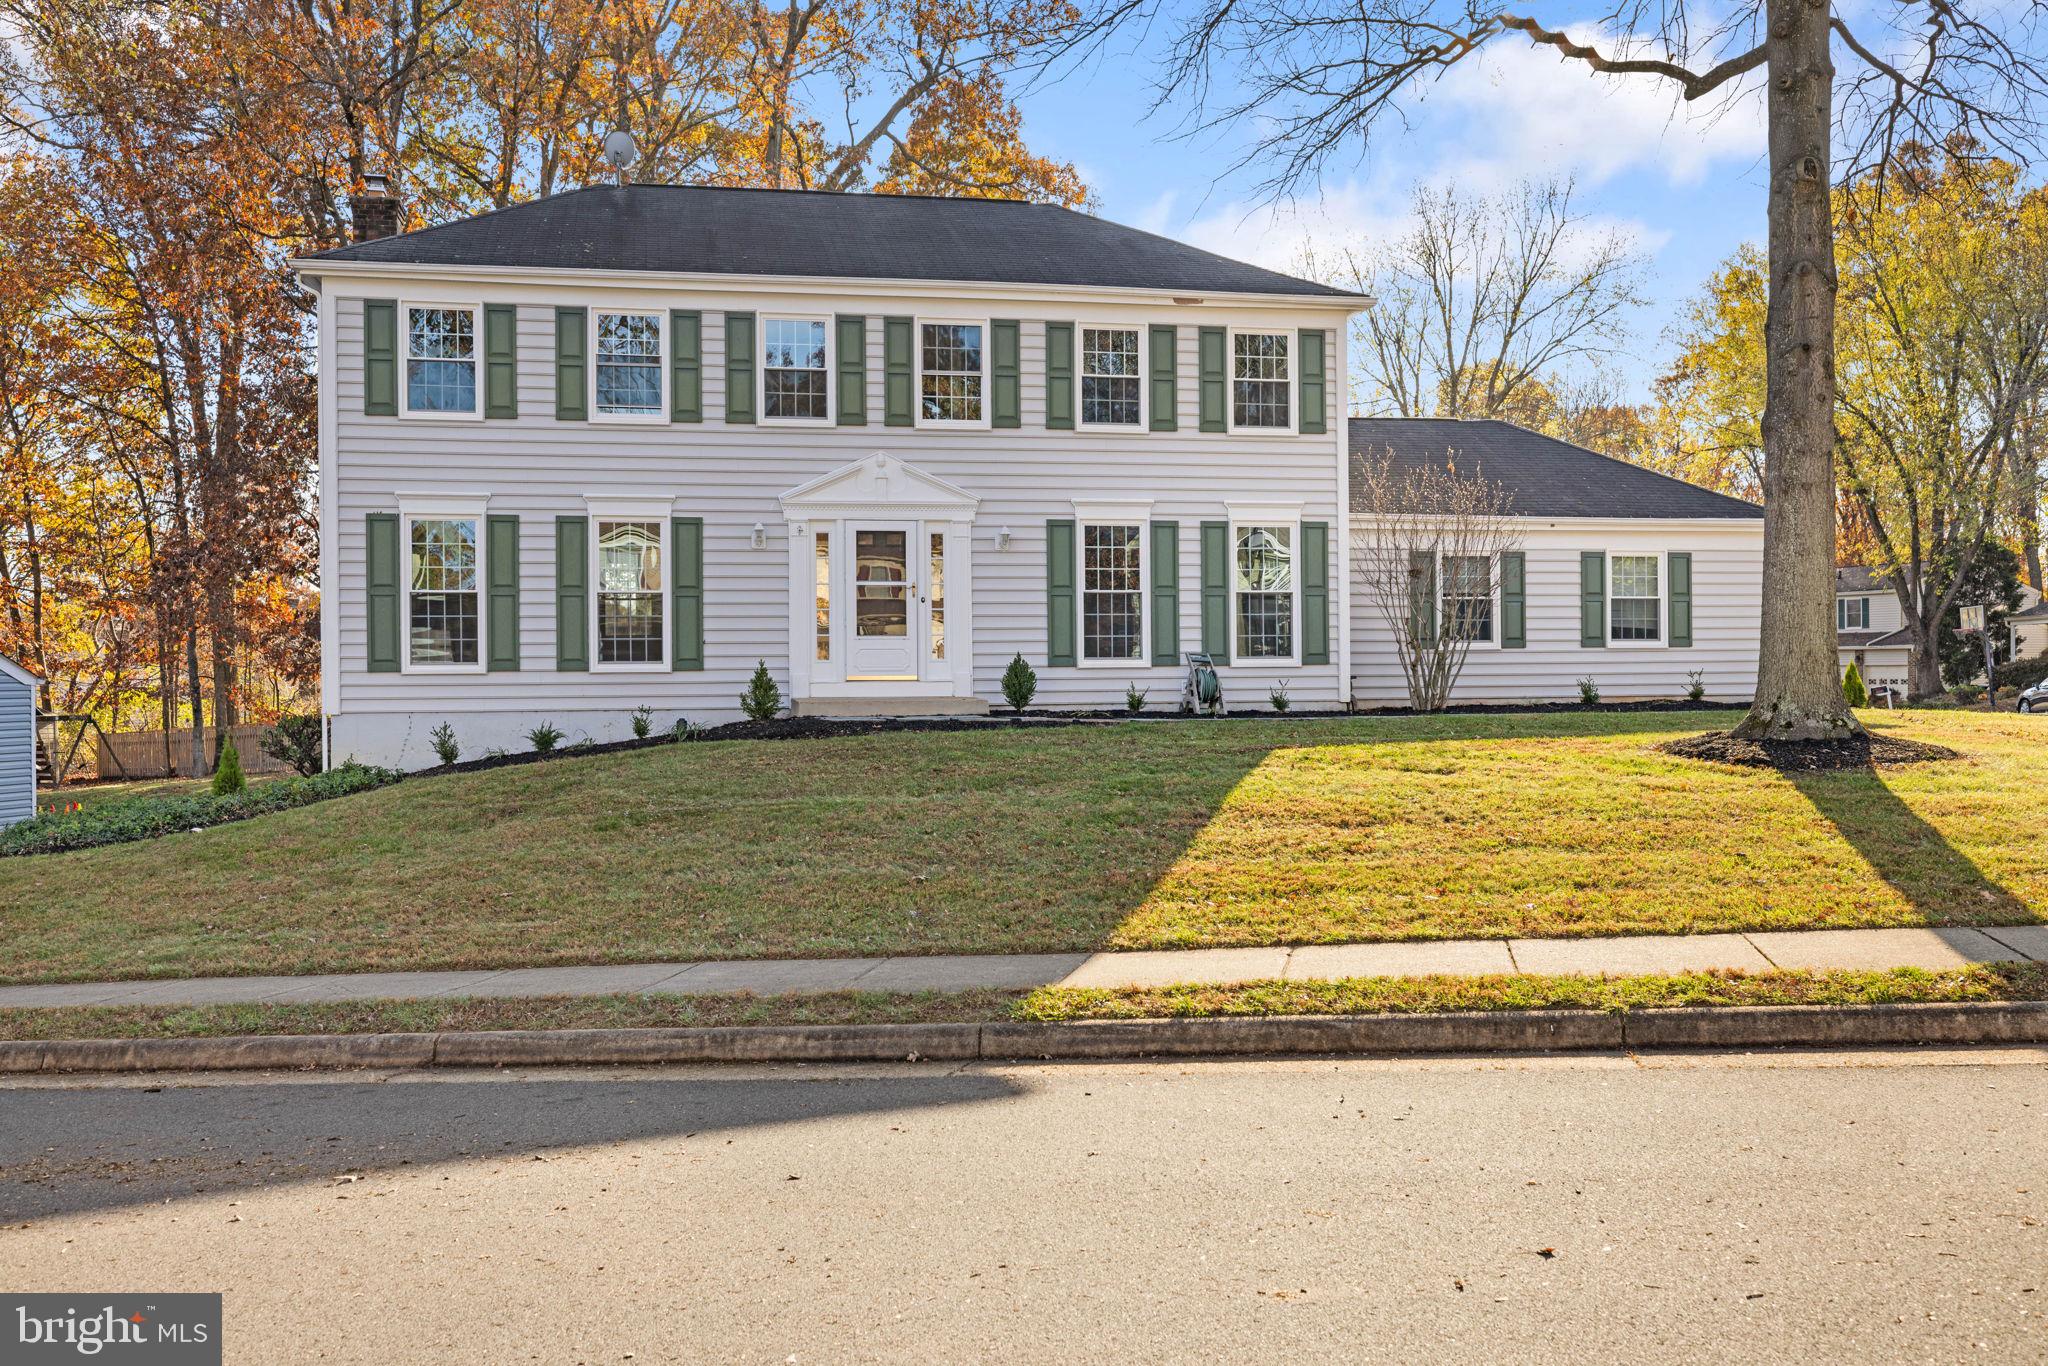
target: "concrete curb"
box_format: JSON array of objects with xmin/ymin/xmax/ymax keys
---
[{"xmin": 2, "ymin": 1002, "xmax": 2044, "ymax": 1074}]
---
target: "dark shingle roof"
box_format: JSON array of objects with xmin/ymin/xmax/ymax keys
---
[
  {"xmin": 1348, "ymin": 418, "xmax": 1764, "ymax": 520},
  {"xmin": 301, "ymin": 184, "xmax": 1363, "ymax": 299},
  {"xmin": 1836, "ymin": 566, "xmax": 1892, "ymax": 594},
  {"xmin": 2008, "ymin": 598, "xmax": 2048, "ymax": 621},
  {"xmin": 1838, "ymin": 628, "xmax": 1912, "ymax": 647}
]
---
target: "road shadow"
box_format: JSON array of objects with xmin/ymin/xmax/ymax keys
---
[{"xmin": 0, "ymin": 1068, "xmax": 1025, "ymax": 1223}]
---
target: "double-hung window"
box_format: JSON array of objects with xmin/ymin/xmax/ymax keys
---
[
  {"xmin": 1081, "ymin": 523, "xmax": 1144, "ymax": 661},
  {"xmin": 593, "ymin": 311, "xmax": 663, "ymax": 418},
  {"xmin": 1838, "ymin": 596, "xmax": 1870, "ymax": 630},
  {"xmin": 1234, "ymin": 523, "xmax": 1296, "ymax": 660},
  {"xmin": 1442, "ymin": 554, "xmax": 1494, "ymax": 643},
  {"xmin": 405, "ymin": 515, "xmax": 481, "ymax": 667},
  {"xmin": 1611, "ymin": 554, "xmax": 1662, "ymax": 642},
  {"xmin": 763, "ymin": 316, "xmax": 830, "ymax": 421},
  {"xmin": 594, "ymin": 519, "xmax": 664, "ymax": 665},
  {"xmin": 918, "ymin": 321, "xmax": 986, "ymax": 424},
  {"xmin": 403, "ymin": 306, "xmax": 478, "ymax": 416},
  {"xmin": 1081, "ymin": 327, "xmax": 1142, "ymax": 427},
  {"xmin": 1230, "ymin": 331, "xmax": 1291, "ymax": 431}
]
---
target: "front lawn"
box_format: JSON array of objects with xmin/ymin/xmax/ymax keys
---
[{"xmin": 0, "ymin": 709, "xmax": 2041, "ymax": 983}]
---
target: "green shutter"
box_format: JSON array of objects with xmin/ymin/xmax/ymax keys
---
[
  {"xmin": 1046, "ymin": 519, "xmax": 1077, "ymax": 667},
  {"xmin": 1500, "ymin": 551, "xmax": 1526, "ymax": 649},
  {"xmin": 556, "ymin": 516, "xmax": 588, "ymax": 671},
  {"xmin": 1200, "ymin": 520, "xmax": 1231, "ymax": 662},
  {"xmin": 991, "ymin": 319, "xmax": 1021, "ymax": 428},
  {"xmin": 836, "ymin": 315, "xmax": 866, "ymax": 425},
  {"xmin": 1044, "ymin": 322, "xmax": 1074, "ymax": 430},
  {"xmin": 364, "ymin": 300, "xmax": 397, "ymax": 416},
  {"xmin": 484, "ymin": 304, "xmax": 518, "ymax": 418},
  {"xmin": 1298, "ymin": 328, "xmax": 1327, "ymax": 435},
  {"xmin": 1148, "ymin": 325, "xmax": 1177, "ymax": 431},
  {"xmin": 724, "ymin": 312, "xmax": 755, "ymax": 424},
  {"xmin": 486, "ymin": 514, "xmax": 520, "ymax": 671},
  {"xmin": 1409, "ymin": 551, "xmax": 1437, "ymax": 644},
  {"xmin": 1580, "ymin": 552, "xmax": 1607, "ymax": 648},
  {"xmin": 554, "ymin": 307, "xmax": 587, "ymax": 421},
  {"xmin": 1198, "ymin": 327, "xmax": 1227, "ymax": 432},
  {"xmin": 672, "ymin": 517, "xmax": 703, "ymax": 671},
  {"xmin": 1669, "ymin": 551, "xmax": 1693, "ymax": 648},
  {"xmin": 366, "ymin": 513, "xmax": 401, "ymax": 672},
  {"xmin": 1302, "ymin": 521, "xmax": 1330, "ymax": 665},
  {"xmin": 883, "ymin": 316, "xmax": 914, "ymax": 426},
  {"xmin": 1150, "ymin": 520, "xmax": 1180, "ymax": 665},
  {"xmin": 670, "ymin": 310, "xmax": 702, "ymax": 422}
]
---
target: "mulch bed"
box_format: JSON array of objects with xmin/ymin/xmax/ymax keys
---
[{"xmin": 1657, "ymin": 730, "xmax": 1960, "ymax": 773}]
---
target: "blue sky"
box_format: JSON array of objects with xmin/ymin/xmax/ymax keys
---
[{"xmin": 1012, "ymin": 26, "xmax": 1776, "ymax": 403}]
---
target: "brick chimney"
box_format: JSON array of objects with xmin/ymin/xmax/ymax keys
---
[{"xmin": 350, "ymin": 171, "xmax": 399, "ymax": 242}]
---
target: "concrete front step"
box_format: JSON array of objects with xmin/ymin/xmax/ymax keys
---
[{"xmin": 792, "ymin": 695, "xmax": 991, "ymax": 718}]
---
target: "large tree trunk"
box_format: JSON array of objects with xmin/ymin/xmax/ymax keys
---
[
  {"xmin": 184, "ymin": 612, "xmax": 208, "ymax": 777},
  {"xmin": 1907, "ymin": 622, "xmax": 1945, "ymax": 698},
  {"xmin": 1731, "ymin": 0, "xmax": 1863, "ymax": 741}
]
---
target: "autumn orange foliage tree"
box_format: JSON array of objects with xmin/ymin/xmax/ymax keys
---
[{"xmin": 0, "ymin": 0, "xmax": 1084, "ymax": 774}]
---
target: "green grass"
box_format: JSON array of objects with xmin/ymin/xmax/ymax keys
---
[
  {"xmin": 0, "ymin": 708, "xmax": 2042, "ymax": 985},
  {"xmin": 43, "ymin": 774, "xmax": 278, "ymax": 814},
  {"xmin": 3, "ymin": 964, "xmax": 2042, "ymax": 1040}
]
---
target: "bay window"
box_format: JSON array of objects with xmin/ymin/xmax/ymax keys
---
[
  {"xmin": 593, "ymin": 312, "xmax": 663, "ymax": 418},
  {"xmin": 403, "ymin": 306, "xmax": 478, "ymax": 416}
]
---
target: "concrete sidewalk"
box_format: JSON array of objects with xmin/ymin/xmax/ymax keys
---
[{"xmin": 3, "ymin": 924, "xmax": 2045, "ymax": 1010}]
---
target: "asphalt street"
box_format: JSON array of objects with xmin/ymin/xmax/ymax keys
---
[{"xmin": 2, "ymin": 1046, "xmax": 2043, "ymax": 1362}]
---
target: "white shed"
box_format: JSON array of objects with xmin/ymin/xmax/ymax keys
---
[{"xmin": 0, "ymin": 655, "xmax": 36, "ymax": 828}]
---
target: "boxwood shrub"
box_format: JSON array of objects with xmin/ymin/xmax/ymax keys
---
[{"xmin": 0, "ymin": 763, "xmax": 402, "ymax": 858}]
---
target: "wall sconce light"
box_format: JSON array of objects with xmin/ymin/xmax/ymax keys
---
[
  {"xmin": 750, "ymin": 521, "xmax": 767, "ymax": 550},
  {"xmin": 996, "ymin": 526, "xmax": 1012, "ymax": 551}
]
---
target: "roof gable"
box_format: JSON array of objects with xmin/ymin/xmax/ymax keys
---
[{"xmin": 0, "ymin": 655, "xmax": 38, "ymax": 689}]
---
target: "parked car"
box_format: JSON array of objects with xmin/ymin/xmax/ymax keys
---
[{"xmin": 2017, "ymin": 680, "xmax": 2048, "ymax": 713}]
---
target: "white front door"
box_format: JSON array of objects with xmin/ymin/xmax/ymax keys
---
[{"xmin": 845, "ymin": 522, "xmax": 920, "ymax": 681}]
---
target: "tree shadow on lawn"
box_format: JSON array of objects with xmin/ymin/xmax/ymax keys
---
[{"xmin": 1786, "ymin": 765, "xmax": 2038, "ymax": 927}]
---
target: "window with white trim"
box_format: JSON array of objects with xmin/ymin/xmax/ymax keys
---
[
  {"xmin": 1611, "ymin": 554, "xmax": 1662, "ymax": 642},
  {"xmin": 594, "ymin": 312, "xmax": 662, "ymax": 417},
  {"xmin": 1234, "ymin": 523, "xmax": 1295, "ymax": 659},
  {"xmin": 815, "ymin": 530, "xmax": 831, "ymax": 661},
  {"xmin": 764, "ymin": 317, "xmax": 830, "ymax": 421},
  {"xmin": 918, "ymin": 322, "xmax": 985, "ymax": 423},
  {"xmin": 1442, "ymin": 554, "xmax": 1493, "ymax": 643},
  {"xmin": 1081, "ymin": 327, "xmax": 1141, "ymax": 427},
  {"xmin": 406, "ymin": 517, "xmax": 480, "ymax": 666},
  {"xmin": 929, "ymin": 531, "xmax": 947, "ymax": 662},
  {"xmin": 1081, "ymin": 523, "xmax": 1144, "ymax": 661},
  {"xmin": 1839, "ymin": 596, "xmax": 1870, "ymax": 630},
  {"xmin": 404, "ymin": 306, "xmax": 478, "ymax": 415},
  {"xmin": 1231, "ymin": 331, "xmax": 1290, "ymax": 430},
  {"xmin": 595, "ymin": 519, "xmax": 664, "ymax": 663}
]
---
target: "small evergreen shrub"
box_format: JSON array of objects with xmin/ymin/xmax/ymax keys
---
[
  {"xmin": 1684, "ymin": 669, "xmax": 1706, "ymax": 703},
  {"xmin": 1577, "ymin": 675, "xmax": 1601, "ymax": 705},
  {"xmin": 1841, "ymin": 660, "xmax": 1869, "ymax": 707},
  {"xmin": 672, "ymin": 717, "xmax": 699, "ymax": 742},
  {"xmin": 1268, "ymin": 680, "xmax": 1291, "ymax": 712},
  {"xmin": 631, "ymin": 705, "xmax": 654, "ymax": 739},
  {"xmin": 0, "ymin": 763, "xmax": 402, "ymax": 858},
  {"xmin": 1002, "ymin": 654, "xmax": 1037, "ymax": 711},
  {"xmin": 429, "ymin": 722, "xmax": 461, "ymax": 766},
  {"xmin": 741, "ymin": 661, "xmax": 783, "ymax": 722},
  {"xmin": 259, "ymin": 714, "xmax": 324, "ymax": 776},
  {"xmin": 1124, "ymin": 682, "xmax": 1148, "ymax": 715},
  {"xmin": 211, "ymin": 735, "xmax": 246, "ymax": 796},
  {"xmin": 527, "ymin": 722, "xmax": 565, "ymax": 755}
]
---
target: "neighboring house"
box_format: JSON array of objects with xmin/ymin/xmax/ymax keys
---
[
  {"xmin": 1349, "ymin": 420, "xmax": 1765, "ymax": 705},
  {"xmin": 0, "ymin": 655, "xmax": 36, "ymax": 828},
  {"xmin": 294, "ymin": 184, "xmax": 1766, "ymax": 769},
  {"xmin": 1835, "ymin": 566, "xmax": 1911, "ymax": 695},
  {"xmin": 2011, "ymin": 600, "xmax": 2048, "ymax": 661}
]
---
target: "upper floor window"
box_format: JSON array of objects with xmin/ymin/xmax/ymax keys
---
[
  {"xmin": 764, "ymin": 316, "xmax": 830, "ymax": 422},
  {"xmin": 1839, "ymin": 596, "xmax": 1870, "ymax": 630},
  {"xmin": 1611, "ymin": 554, "xmax": 1662, "ymax": 642},
  {"xmin": 1081, "ymin": 328, "xmax": 1142, "ymax": 428},
  {"xmin": 1230, "ymin": 331, "xmax": 1292, "ymax": 432},
  {"xmin": 1234, "ymin": 522, "xmax": 1296, "ymax": 661},
  {"xmin": 406, "ymin": 515, "xmax": 480, "ymax": 667},
  {"xmin": 404, "ymin": 306, "xmax": 478, "ymax": 416},
  {"xmin": 919, "ymin": 321, "xmax": 985, "ymax": 425},
  {"xmin": 594, "ymin": 312, "xmax": 663, "ymax": 418}
]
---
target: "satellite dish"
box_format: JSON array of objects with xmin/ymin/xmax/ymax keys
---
[{"xmin": 602, "ymin": 129, "xmax": 638, "ymax": 173}]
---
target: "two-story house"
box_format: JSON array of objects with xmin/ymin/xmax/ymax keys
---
[
  {"xmin": 1835, "ymin": 567, "xmax": 1910, "ymax": 694},
  {"xmin": 294, "ymin": 183, "xmax": 1766, "ymax": 769}
]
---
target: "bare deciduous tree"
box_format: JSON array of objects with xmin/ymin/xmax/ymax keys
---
[
  {"xmin": 1353, "ymin": 452, "xmax": 1522, "ymax": 711},
  {"xmin": 1082, "ymin": 0, "xmax": 2048, "ymax": 741}
]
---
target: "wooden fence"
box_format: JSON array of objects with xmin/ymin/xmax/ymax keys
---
[{"xmin": 95, "ymin": 724, "xmax": 295, "ymax": 779}]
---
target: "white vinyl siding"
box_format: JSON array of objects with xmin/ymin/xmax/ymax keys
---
[{"xmin": 0, "ymin": 666, "xmax": 33, "ymax": 828}]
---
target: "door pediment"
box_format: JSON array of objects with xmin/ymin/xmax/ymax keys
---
[{"xmin": 779, "ymin": 454, "xmax": 980, "ymax": 521}]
